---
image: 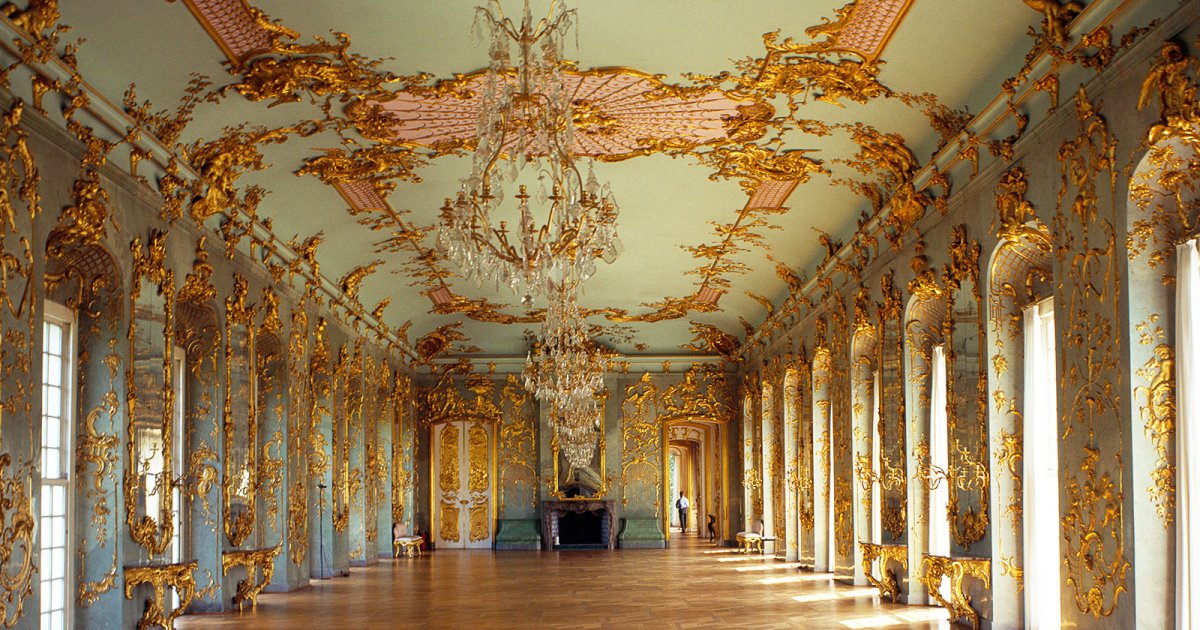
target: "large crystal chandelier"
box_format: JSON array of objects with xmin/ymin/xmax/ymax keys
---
[
  {"xmin": 436, "ymin": 0, "xmax": 621, "ymax": 307},
  {"xmin": 523, "ymin": 288, "xmax": 604, "ymax": 466},
  {"xmin": 437, "ymin": 0, "xmax": 616, "ymax": 468}
]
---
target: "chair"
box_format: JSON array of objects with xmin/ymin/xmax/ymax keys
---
[
  {"xmin": 735, "ymin": 520, "xmax": 774, "ymax": 554},
  {"xmin": 392, "ymin": 523, "xmax": 423, "ymax": 558}
]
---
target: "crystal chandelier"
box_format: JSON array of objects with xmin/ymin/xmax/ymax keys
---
[
  {"xmin": 522, "ymin": 287, "xmax": 604, "ymax": 468},
  {"xmin": 437, "ymin": 0, "xmax": 617, "ymax": 468},
  {"xmin": 435, "ymin": 0, "xmax": 621, "ymax": 307}
]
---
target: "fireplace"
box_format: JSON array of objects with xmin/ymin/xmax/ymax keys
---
[{"xmin": 542, "ymin": 500, "xmax": 616, "ymax": 550}]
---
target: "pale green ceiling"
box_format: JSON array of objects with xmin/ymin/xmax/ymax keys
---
[{"xmin": 59, "ymin": 0, "xmax": 1038, "ymax": 358}]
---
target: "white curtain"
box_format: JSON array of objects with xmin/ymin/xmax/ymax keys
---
[
  {"xmin": 929, "ymin": 345, "xmax": 950, "ymax": 558},
  {"xmin": 1023, "ymin": 299, "xmax": 1060, "ymax": 629},
  {"xmin": 1177, "ymin": 239, "xmax": 1200, "ymax": 630}
]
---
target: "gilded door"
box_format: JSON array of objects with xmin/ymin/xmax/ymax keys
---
[{"xmin": 432, "ymin": 421, "xmax": 493, "ymax": 549}]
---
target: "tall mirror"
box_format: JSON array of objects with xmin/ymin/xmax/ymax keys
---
[
  {"xmin": 551, "ymin": 393, "xmax": 607, "ymax": 499},
  {"xmin": 223, "ymin": 275, "xmax": 257, "ymax": 547},
  {"xmin": 942, "ymin": 226, "xmax": 989, "ymax": 550},
  {"xmin": 876, "ymin": 271, "xmax": 907, "ymax": 540},
  {"xmin": 126, "ymin": 231, "xmax": 177, "ymax": 557}
]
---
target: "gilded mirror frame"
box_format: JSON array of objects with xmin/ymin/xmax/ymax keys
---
[
  {"xmin": 550, "ymin": 391, "xmax": 608, "ymax": 500},
  {"xmin": 125, "ymin": 230, "xmax": 177, "ymax": 556},
  {"xmin": 222, "ymin": 274, "xmax": 257, "ymax": 547},
  {"xmin": 876, "ymin": 271, "xmax": 907, "ymax": 539},
  {"xmin": 940, "ymin": 225, "xmax": 989, "ymax": 549}
]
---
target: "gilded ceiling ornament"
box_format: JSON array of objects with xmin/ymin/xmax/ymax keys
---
[
  {"xmin": 1022, "ymin": 0, "xmax": 1083, "ymax": 49},
  {"xmin": 0, "ymin": 0, "xmax": 62, "ymax": 43},
  {"xmin": 297, "ymin": 145, "xmax": 426, "ymax": 195},
  {"xmin": 413, "ymin": 321, "xmax": 478, "ymax": 364},
  {"xmin": 286, "ymin": 230, "xmax": 324, "ymax": 281},
  {"xmin": 362, "ymin": 67, "xmax": 768, "ymax": 162},
  {"xmin": 177, "ymin": 236, "xmax": 218, "ymax": 305},
  {"xmin": 681, "ymin": 322, "xmax": 741, "ymax": 362},
  {"xmin": 337, "ymin": 260, "xmax": 382, "ymax": 300},
  {"xmin": 220, "ymin": 8, "xmax": 429, "ymax": 108}
]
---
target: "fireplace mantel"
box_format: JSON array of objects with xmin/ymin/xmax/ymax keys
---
[{"xmin": 542, "ymin": 500, "xmax": 616, "ymax": 550}]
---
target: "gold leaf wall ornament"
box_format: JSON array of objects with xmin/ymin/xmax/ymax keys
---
[
  {"xmin": 1055, "ymin": 88, "xmax": 1129, "ymax": 619},
  {"xmin": 620, "ymin": 374, "xmax": 663, "ymax": 516},
  {"xmin": 285, "ymin": 301, "xmax": 311, "ymax": 565},
  {"xmin": 1134, "ymin": 344, "xmax": 1176, "ymax": 525},
  {"xmin": 1138, "ymin": 41, "xmax": 1200, "ymax": 146},
  {"xmin": 259, "ymin": 286, "xmax": 281, "ymax": 335},
  {"xmin": 48, "ymin": 170, "xmax": 113, "ymax": 256},
  {"xmin": 0, "ymin": 454, "xmax": 35, "ymax": 626},
  {"xmin": 176, "ymin": 236, "xmax": 217, "ymax": 306},
  {"xmin": 660, "ymin": 364, "xmax": 734, "ymax": 422},
  {"xmin": 497, "ymin": 375, "xmax": 537, "ymax": 516}
]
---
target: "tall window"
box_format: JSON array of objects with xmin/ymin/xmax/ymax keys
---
[
  {"xmin": 826, "ymin": 398, "xmax": 835, "ymax": 570},
  {"xmin": 871, "ymin": 370, "xmax": 882, "ymax": 546},
  {"xmin": 170, "ymin": 347, "xmax": 186, "ymax": 608},
  {"xmin": 1023, "ymin": 297, "xmax": 1059, "ymax": 628},
  {"xmin": 40, "ymin": 302, "xmax": 75, "ymax": 630},
  {"xmin": 928, "ymin": 345, "xmax": 950, "ymax": 557},
  {"xmin": 1176, "ymin": 240, "xmax": 1199, "ymax": 630}
]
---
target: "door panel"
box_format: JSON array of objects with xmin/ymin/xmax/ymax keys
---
[{"xmin": 433, "ymin": 421, "xmax": 493, "ymax": 548}]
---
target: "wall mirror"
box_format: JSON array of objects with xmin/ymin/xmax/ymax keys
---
[
  {"xmin": 942, "ymin": 226, "xmax": 989, "ymax": 550},
  {"xmin": 223, "ymin": 275, "xmax": 257, "ymax": 547},
  {"xmin": 125, "ymin": 231, "xmax": 177, "ymax": 557},
  {"xmin": 876, "ymin": 272, "xmax": 907, "ymax": 540},
  {"xmin": 551, "ymin": 393, "xmax": 607, "ymax": 499}
]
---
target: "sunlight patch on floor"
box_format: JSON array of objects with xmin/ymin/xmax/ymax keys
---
[
  {"xmin": 839, "ymin": 607, "xmax": 949, "ymax": 628},
  {"xmin": 758, "ymin": 573, "xmax": 834, "ymax": 585},
  {"xmin": 791, "ymin": 587, "xmax": 879, "ymax": 603},
  {"xmin": 717, "ymin": 555, "xmax": 776, "ymax": 563},
  {"xmin": 734, "ymin": 562, "xmax": 805, "ymax": 572}
]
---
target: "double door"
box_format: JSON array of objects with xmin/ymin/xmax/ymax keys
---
[{"xmin": 432, "ymin": 421, "xmax": 494, "ymax": 549}]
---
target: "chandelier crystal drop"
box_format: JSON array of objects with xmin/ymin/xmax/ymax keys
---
[{"xmin": 436, "ymin": 0, "xmax": 621, "ymax": 307}]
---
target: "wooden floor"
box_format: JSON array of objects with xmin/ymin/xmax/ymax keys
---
[{"xmin": 178, "ymin": 531, "xmax": 950, "ymax": 629}]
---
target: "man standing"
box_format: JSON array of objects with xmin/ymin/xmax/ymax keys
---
[{"xmin": 676, "ymin": 491, "xmax": 690, "ymax": 532}]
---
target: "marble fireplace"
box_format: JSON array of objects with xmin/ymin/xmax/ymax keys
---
[{"xmin": 542, "ymin": 500, "xmax": 617, "ymax": 550}]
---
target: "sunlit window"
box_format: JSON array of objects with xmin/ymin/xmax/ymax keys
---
[
  {"xmin": 1175, "ymin": 239, "xmax": 1199, "ymax": 630},
  {"xmin": 40, "ymin": 302, "xmax": 75, "ymax": 630},
  {"xmin": 1023, "ymin": 297, "xmax": 1059, "ymax": 628},
  {"xmin": 870, "ymin": 370, "xmax": 881, "ymax": 546},
  {"xmin": 928, "ymin": 345, "xmax": 949, "ymax": 558}
]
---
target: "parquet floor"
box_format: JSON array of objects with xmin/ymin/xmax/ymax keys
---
[{"xmin": 178, "ymin": 530, "xmax": 950, "ymax": 629}]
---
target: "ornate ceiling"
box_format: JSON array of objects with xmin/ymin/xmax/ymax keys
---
[{"xmin": 55, "ymin": 0, "xmax": 1044, "ymax": 363}]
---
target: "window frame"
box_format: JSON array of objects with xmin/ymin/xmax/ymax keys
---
[{"xmin": 40, "ymin": 300, "xmax": 76, "ymax": 630}]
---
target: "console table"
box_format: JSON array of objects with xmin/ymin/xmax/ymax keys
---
[
  {"xmin": 221, "ymin": 546, "xmax": 281, "ymax": 611},
  {"xmin": 859, "ymin": 541, "xmax": 908, "ymax": 602},
  {"xmin": 124, "ymin": 560, "xmax": 197, "ymax": 630},
  {"xmin": 921, "ymin": 553, "xmax": 990, "ymax": 630}
]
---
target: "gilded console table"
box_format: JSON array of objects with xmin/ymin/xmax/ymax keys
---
[
  {"xmin": 221, "ymin": 546, "xmax": 281, "ymax": 611},
  {"xmin": 123, "ymin": 560, "xmax": 198, "ymax": 630},
  {"xmin": 921, "ymin": 554, "xmax": 990, "ymax": 630},
  {"xmin": 860, "ymin": 542, "xmax": 908, "ymax": 602}
]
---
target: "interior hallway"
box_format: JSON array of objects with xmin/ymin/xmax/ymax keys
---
[{"xmin": 177, "ymin": 533, "xmax": 949, "ymax": 629}]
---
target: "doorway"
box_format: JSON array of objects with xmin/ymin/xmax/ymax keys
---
[{"xmin": 431, "ymin": 420, "xmax": 495, "ymax": 549}]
